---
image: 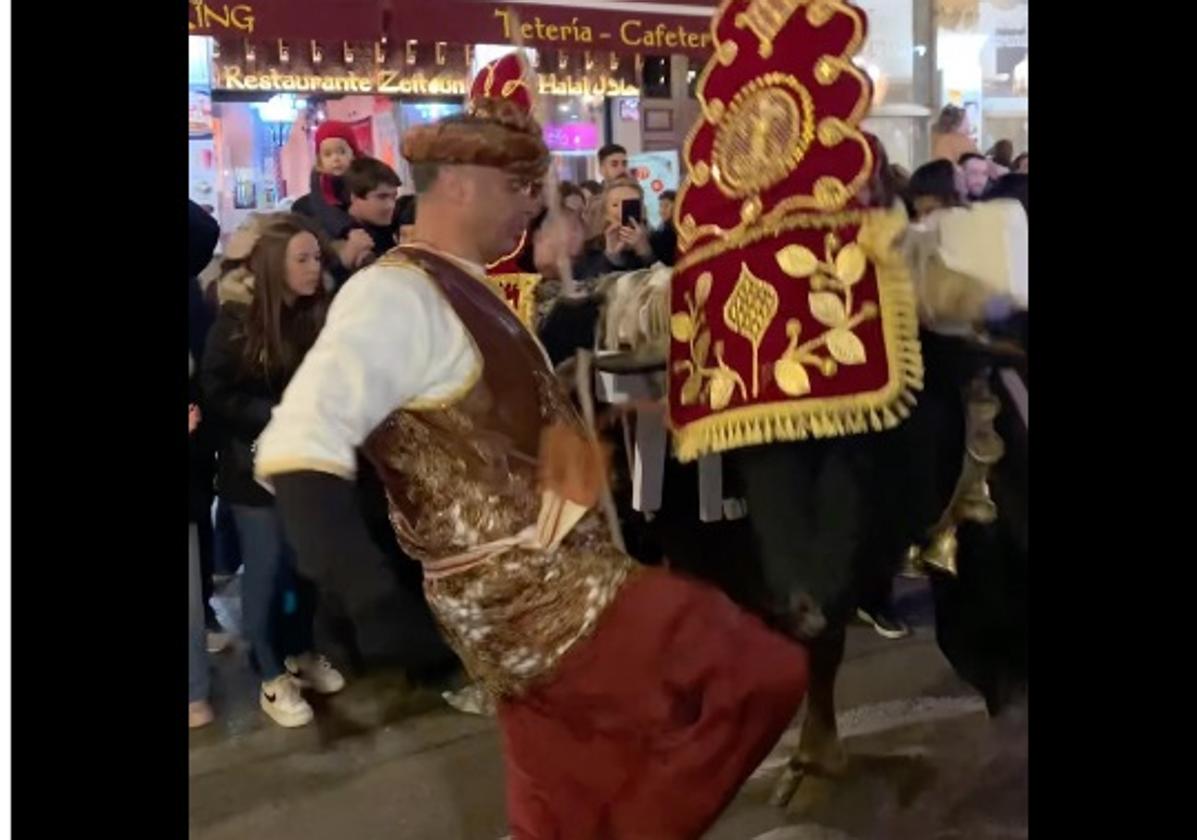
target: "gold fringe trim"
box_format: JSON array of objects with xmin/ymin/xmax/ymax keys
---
[{"xmin": 671, "ymin": 211, "xmax": 924, "ymax": 462}]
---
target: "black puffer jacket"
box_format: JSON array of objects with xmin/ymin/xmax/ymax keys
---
[
  {"xmin": 573, "ymin": 240, "xmax": 655, "ymax": 282},
  {"xmin": 293, "ymin": 170, "xmax": 360, "ymax": 289},
  {"xmin": 292, "ymin": 170, "xmax": 354, "ymax": 240}
]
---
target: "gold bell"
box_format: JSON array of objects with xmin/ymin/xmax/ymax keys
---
[
  {"xmin": 921, "ymin": 527, "xmax": 959, "ymax": 577},
  {"xmin": 900, "ymin": 545, "xmax": 927, "ymax": 579},
  {"xmin": 958, "ymin": 478, "xmax": 998, "ymax": 524},
  {"xmin": 967, "ymin": 428, "xmax": 1005, "ymax": 465}
]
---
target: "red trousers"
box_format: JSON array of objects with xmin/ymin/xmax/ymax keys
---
[{"xmin": 499, "ymin": 568, "xmax": 808, "ymax": 839}]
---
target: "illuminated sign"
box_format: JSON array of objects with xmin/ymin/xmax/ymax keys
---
[
  {"xmin": 187, "ymin": 2, "xmax": 712, "ymax": 58},
  {"xmin": 544, "ymin": 122, "xmax": 599, "ymax": 152},
  {"xmin": 216, "ymin": 66, "xmax": 469, "ymax": 96},
  {"xmin": 189, "ymin": 1, "xmax": 255, "ymax": 35},
  {"xmin": 214, "ymin": 65, "xmax": 638, "ymax": 98},
  {"xmin": 492, "ymin": 8, "xmax": 712, "ymax": 51}
]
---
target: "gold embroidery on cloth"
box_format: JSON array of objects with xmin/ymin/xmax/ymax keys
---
[
  {"xmin": 369, "ymin": 397, "xmax": 634, "ymax": 699},
  {"xmin": 365, "ymin": 247, "xmax": 637, "ymax": 697},
  {"xmin": 710, "ymin": 74, "xmax": 817, "ymax": 199},
  {"xmin": 670, "ymin": 208, "xmax": 924, "ymax": 461},
  {"xmin": 676, "ymin": 0, "xmax": 872, "ymax": 255},
  {"xmin": 717, "ymin": 38, "xmax": 739, "ymax": 66},
  {"xmin": 805, "ymin": 0, "xmax": 839, "ymax": 26},
  {"xmin": 675, "ymin": 209, "xmax": 864, "ymax": 277},
  {"xmin": 723, "ymin": 263, "xmax": 780, "ymax": 398},
  {"xmin": 733, "ymin": 0, "xmax": 845, "ymax": 58},
  {"xmin": 735, "ymin": 0, "xmax": 804, "ymax": 58},
  {"xmin": 501, "ymin": 78, "xmax": 531, "ymax": 100},
  {"xmin": 772, "ymin": 232, "xmax": 878, "ymax": 396},
  {"xmin": 427, "ymin": 531, "xmax": 638, "ymax": 698},
  {"xmin": 485, "ymin": 272, "xmax": 542, "ymax": 329},
  {"xmin": 671, "ymin": 271, "xmax": 748, "ymax": 411}
]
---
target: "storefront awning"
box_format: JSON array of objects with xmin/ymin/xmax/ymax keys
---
[{"xmin": 191, "ymin": 1, "xmax": 717, "ymax": 57}]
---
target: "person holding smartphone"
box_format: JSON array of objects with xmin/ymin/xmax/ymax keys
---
[
  {"xmin": 574, "ymin": 176, "xmax": 656, "ymax": 281},
  {"xmin": 535, "ymin": 177, "xmax": 659, "ymax": 365}
]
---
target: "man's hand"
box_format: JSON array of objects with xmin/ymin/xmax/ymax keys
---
[
  {"xmin": 189, "ymin": 404, "xmax": 202, "ymax": 435},
  {"xmin": 337, "ymin": 229, "xmax": 375, "ymax": 268},
  {"xmin": 533, "ymin": 214, "xmax": 584, "ymax": 280}
]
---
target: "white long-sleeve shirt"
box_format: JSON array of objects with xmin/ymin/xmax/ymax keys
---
[{"xmin": 255, "ymin": 255, "xmax": 482, "ymax": 481}]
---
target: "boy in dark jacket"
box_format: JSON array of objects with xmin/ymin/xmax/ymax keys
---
[{"xmin": 343, "ymin": 157, "xmax": 402, "ymax": 259}]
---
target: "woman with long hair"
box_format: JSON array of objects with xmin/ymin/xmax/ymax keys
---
[{"xmin": 201, "ymin": 214, "xmax": 346, "ymax": 728}]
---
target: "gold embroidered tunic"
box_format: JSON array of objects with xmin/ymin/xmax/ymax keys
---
[{"xmin": 256, "ymin": 245, "xmax": 634, "ymax": 697}]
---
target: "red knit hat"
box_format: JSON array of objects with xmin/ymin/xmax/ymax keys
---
[{"xmin": 314, "ymin": 120, "xmax": 361, "ymax": 156}]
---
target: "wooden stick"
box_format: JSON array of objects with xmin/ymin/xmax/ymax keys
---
[{"xmin": 575, "ymin": 349, "xmax": 627, "ymax": 553}]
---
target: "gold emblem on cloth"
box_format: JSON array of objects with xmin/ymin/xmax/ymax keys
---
[
  {"xmin": 723, "ymin": 264, "xmax": 780, "ymax": 398},
  {"xmin": 711, "ymin": 75, "xmax": 816, "ymax": 199}
]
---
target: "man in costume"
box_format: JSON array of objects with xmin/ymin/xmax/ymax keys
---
[{"xmin": 255, "ymin": 53, "xmax": 807, "ymax": 838}]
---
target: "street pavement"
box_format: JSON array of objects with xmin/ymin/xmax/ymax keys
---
[{"xmin": 190, "ymin": 578, "xmax": 1027, "ymax": 839}]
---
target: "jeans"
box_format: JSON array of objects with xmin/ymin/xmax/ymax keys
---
[
  {"xmin": 231, "ymin": 504, "xmax": 316, "ymax": 680},
  {"xmin": 189, "ymin": 525, "xmax": 211, "ymax": 703},
  {"xmin": 212, "ymin": 497, "xmax": 244, "ymax": 577}
]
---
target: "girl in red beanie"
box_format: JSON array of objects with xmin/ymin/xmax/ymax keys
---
[{"xmin": 293, "ymin": 120, "xmax": 374, "ymax": 286}]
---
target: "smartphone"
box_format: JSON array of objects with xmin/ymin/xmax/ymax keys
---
[{"xmin": 620, "ymin": 198, "xmax": 643, "ymax": 227}]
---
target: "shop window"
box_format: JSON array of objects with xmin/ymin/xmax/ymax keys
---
[
  {"xmin": 642, "ymin": 56, "xmax": 671, "ymax": 99},
  {"xmin": 687, "ymin": 58, "xmax": 700, "ymax": 98}
]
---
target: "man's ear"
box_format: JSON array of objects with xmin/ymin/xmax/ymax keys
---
[{"xmin": 440, "ymin": 167, "xmax": 475, "ymax": 207}]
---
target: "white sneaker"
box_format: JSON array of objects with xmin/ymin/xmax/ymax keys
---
[
  {"xmin": 284, "ymin": 653, "xmax": 346, "ymax": 696},
  {"xmin": 260, "ymin": 674, "xmax": 313, "ymax": 728}
]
